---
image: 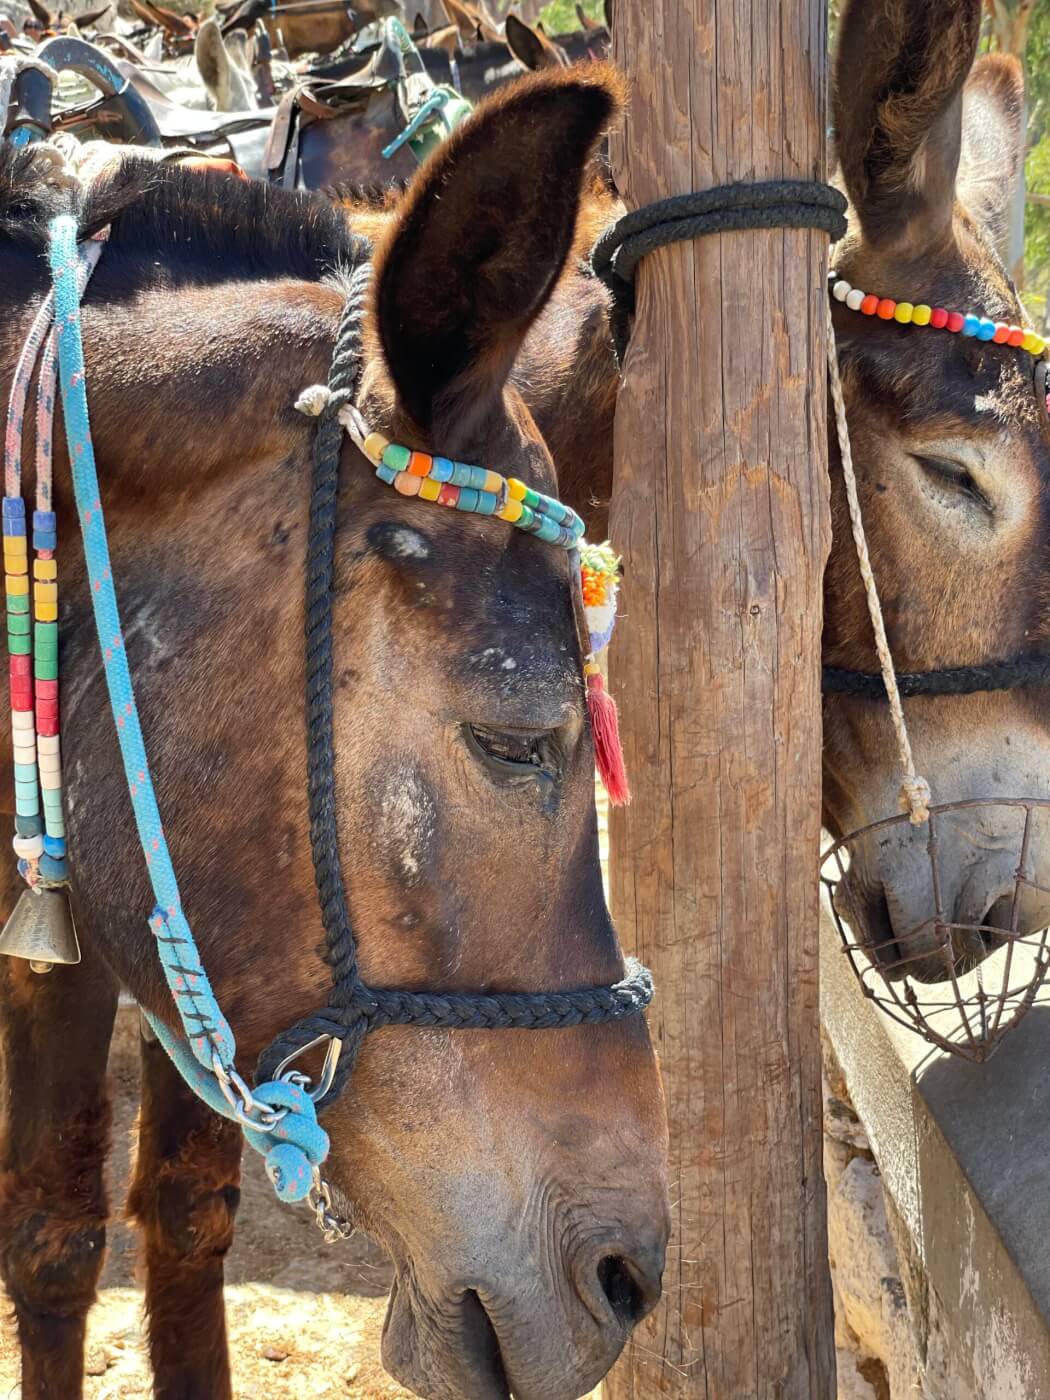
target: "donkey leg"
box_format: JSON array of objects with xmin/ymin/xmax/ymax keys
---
[
  {"xmin": 0, "ymin": 954, "xmax": 119, "ymax": 1400},
  {"xmin": 128, "ymin": 1028, "xmax": 242, "ymax": 1400}
]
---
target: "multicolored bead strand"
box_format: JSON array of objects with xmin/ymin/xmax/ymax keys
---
[
  {"xmin": 357, "ymin": 432, "xmax": 586, "ymax": 549},
  {"xmin": 0, "ymin": 237, "xmax": 103, "ymax": 890},
  {"xmin": 829, "ymin": 270, "xmax": 1047, "ymax": 357}
]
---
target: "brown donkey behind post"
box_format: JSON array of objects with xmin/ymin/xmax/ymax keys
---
[{"xmin": 0, "ymin": 66, "xmax": 668, "ymax": 1400}]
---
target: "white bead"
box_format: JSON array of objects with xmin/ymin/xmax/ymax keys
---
[
  {"xmin": 846, "ymin": 288, "xmax": 865, "ymax": 311},
  {"xmin": 832, "ymin": 279, "xmax": 851, "ymax": 302},
  {"xmin": 13, "ymin": 834, "xmax": 43, "ymax": 859},
  {"xmin": 38, "ymin": 751, "xmax": 61, "ymax": 774},
  {"xmin": 11, "ymin": 710, "xmax": 33, "ymax": 730},
  {"xmin": 39, "ymin": 767, "xmax": 61, "ymax": 791},
  {"xmin": 37, "ymin": 734, "xmax": 60, "ymax": 754},
  {"xmin": 12, "ymin": 730, "xmax": 35, "ymax": 751}
]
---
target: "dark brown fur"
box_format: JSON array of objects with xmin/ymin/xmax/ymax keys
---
[
  {"xmin": 0, "ymin": 66, "xmax": 666, "ymax": 1400},
  {"xmin": 826, "ymin": 0, "xmax": 1050, "ymax": 977}
]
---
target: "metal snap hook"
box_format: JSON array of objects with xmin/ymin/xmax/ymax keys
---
[{"xmin": 274, "ymin": 1033, "xmax": 343, "ymax": 1104}]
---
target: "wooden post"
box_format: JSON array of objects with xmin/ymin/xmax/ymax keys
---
[{"xmin": 605, "ymin": 1, "xmax": 836, "ymax": 1396}]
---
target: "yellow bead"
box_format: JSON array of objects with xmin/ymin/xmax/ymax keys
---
[
  {"xmin": 894, "ymin": 302, "xmax": 914, "ymax": 323},
  {"xmin": 34, "ymin": 601, "xmax": 57, "ymax": 622},
  {"xmin": 418, "ymin": 477, "xmax": 441, "ymax": 502},
  {"xmin": 33, "ymin": 559, "xmax": 57, "ymax": 580},
  {"xmin": 1023, "ymin": 331, "xmax": 1042, "ymax": 354},
  {"xmin": 34, "ymin": 582, "xmax": 57, "ymax": 604},
  {"xmin": 361, "ymin": 432, "xmax": 390, "ymax": 465},
  {"xmin": 4, "ymin": 548, "xmax": 27, "ymax": 568},
  {"xmin": 481, "ymin": 470, "xmax": 503, "ymax": 495},
  {"xmin": 1032, "ymin": 336, "xmax": 1047, "ymax": 356},
  {"xmin": 498, "ymin": 498, "xmax": 524, "ymax": 523},
  {"xmin": 5, "ymin": 576, "xmax": 28, "ymax": 595},
  {"xmin": 911, "ymin": 304, "xmax": 932, "ymax": 326},
  {"xmin": 506, "ymin": 478, "xmax": 527, "ymax": 502}
]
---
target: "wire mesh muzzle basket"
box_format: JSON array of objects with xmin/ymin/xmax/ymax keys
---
[{"xmin": 821, "ymin": 798, "xmax": 1050, "ymax": 1062}]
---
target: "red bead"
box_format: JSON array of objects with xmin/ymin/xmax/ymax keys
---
[
  {"xmin": 437, "ymin": 483, "xmax": 460, "ymax": 508},
  {"xmin": 37, "ymin": 717, "xmax": 58, "ymax": 737},
  {"xmin": 35, "ymin": 698, "xmax": 58, "ymax": 721},
  {"xmin": 11, "ymin": 695, "xmax": 32, "ymax": 711},
  {"xmin": 992, "ymin": 323, "xmax": 1010, "ymax": 344},
  {"xmin": 877, "ymin": 298, "xmax": 896, "ymax": 319},
  {"xmin": 8, "ymin": 655, "xmax": 30, "ymax": 677},
  {"xmin": 930, "ymin": 308, "xmax": 948, "ymax": 328},
  {"xmin": 35, "ymin": 679, "xmax": 57, "ymax": 698},
  {"xmin": 1008, "ymin": 326, "xmax": 1025, "ymax": 347},
  {"xmin": 946, "ymin": 312, "xmax": 965, "ymax": 333},
  {"xmin": 860, "ymin": 294, "xmax": 879, "ymax": 316}
]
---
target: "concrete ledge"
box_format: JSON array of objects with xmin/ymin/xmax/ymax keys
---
[{"xmin": 821, "ymin": 905, "xmax": 1050, "ymax": 1399}]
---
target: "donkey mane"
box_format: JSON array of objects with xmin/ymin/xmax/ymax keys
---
[{"xmin": 0, "ymin": 145, "xmax": 364, "ymax": 287}]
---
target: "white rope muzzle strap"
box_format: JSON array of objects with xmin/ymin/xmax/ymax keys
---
[{"xmin": 825, "ymin": 301, "xmax": 932, "ymax": 825}]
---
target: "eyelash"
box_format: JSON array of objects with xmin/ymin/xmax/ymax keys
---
[
  {"xmin": 465, "ymin": 724, "xmax": 562, "ymax": 782},
  {"xmin": 913, "ymin": 455, "xmax": 992, "ymax": 513}
]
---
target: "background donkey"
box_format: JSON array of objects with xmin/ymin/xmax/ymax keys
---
[{"xmin": 0, "ymin": 66, "xmax": 668, "ymax": 1400}]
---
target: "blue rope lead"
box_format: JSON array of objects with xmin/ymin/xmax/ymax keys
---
[{"xmin": 47, "ymin": 212, "xmax": 326, "ymax": 1203}]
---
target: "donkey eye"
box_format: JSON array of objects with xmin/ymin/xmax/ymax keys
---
[
  {"xmin": 466, "ymin": 724, "xmax": 562, "ymax": 782},
  {"xmin": 913, "ymin": 455, "xmax": 992, "ymax": 513}
]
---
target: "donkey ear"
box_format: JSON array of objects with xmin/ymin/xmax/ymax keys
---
[
  {"xmin": 958, "ymin": 55, "xmax": 1024, "ymax": 243},
  {"xmin": 374, "ymin": 66, "xmax": 623, "ymax": 435},
  {"xmin": 833, "ymin": 0, "xmax": 982, "ymax": 253},
  {"xmin": 506, "ymin": 13, "xmax": 550, "ymax": 71}
]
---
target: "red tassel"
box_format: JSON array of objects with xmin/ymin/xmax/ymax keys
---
[{"xmin": 587, "ymin": 670, "xmax": 630, "ymax": 806}]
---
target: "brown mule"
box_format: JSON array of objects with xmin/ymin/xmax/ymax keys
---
[
  {"xmin": 824, "ymin": 0, "xmax": 1050, "ymax": 980},
  {"xmin": 0, "ymin": 65, "xmax": 667, "ymax": 1400}
]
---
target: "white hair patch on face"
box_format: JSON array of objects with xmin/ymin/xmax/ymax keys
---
[
  {"xmin": 385, "ymin": 527, "xmax": 431, "ymax": 560},
  {"xmin": 379, "ymin": 764, "xmax": 437, "ymax": 887}
]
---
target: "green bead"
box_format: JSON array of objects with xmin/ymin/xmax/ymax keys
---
[
  {"xmin": 34, "ymin": 655, "xmax": 57, "ymax": 680},
  {"xmin": 7, "ymin": 634, "xmax": 29, "ymax": 654},
  {"xmin": 7, "ymin": 613, "xmax": 29, "ymax": 636},
  {"xmin": 382, "ymin": 443, "xmax": 411, "ymax": 472},
  {"xmin": 6, "ymin": 594, "xmax": 28, "ymax": 615},
  {"xmin": 521, "ymin": 486, "xmax": 541, "ymax": 509}
]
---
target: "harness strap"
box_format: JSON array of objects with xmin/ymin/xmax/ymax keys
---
[{"xmin": 46, "ymin": 211, "xmax": 327, "ymax": 1204}]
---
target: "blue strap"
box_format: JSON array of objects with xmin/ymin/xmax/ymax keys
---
[{"xmin": 47, "ymin": 213, "xmax": 327, "ymax": 1203}]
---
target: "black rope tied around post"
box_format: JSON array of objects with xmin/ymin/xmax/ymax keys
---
[
  {"xmin": 591, "ymin": 178, "xmax": 848, "ymax": 361},
  {"xmin": 255, "ymin": 249, "xmax": 654, "ymax": 1113}
]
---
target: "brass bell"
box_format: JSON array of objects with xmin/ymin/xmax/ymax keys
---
[{"xmin": 0, "ymin": 887, "xmax": 81, "ymax": 973}]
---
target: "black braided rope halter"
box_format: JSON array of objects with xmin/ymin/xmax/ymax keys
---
[
  {"xmin": 822, "ymin": 656, "xmax": 1050, "ymax": 699},
  {"xmin": 255, "ymin": 255, "xmax": 654, "ymax": 1112}
]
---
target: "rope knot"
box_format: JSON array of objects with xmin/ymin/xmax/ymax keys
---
[
  {"xmin": 898, "ymin": 775, "xmax": 932, "ymax": 826},
  {"xmin": 245, "ymin": 1079, "xmax": 330, "ymax": 1203},
  {"xmin": 294, "ymin": 384, "xmax": 332, "ymax": 417}
]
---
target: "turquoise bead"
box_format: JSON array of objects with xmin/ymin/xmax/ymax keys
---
[
  {"xmin": 15, "ymin": 814, "xmax": 42, "ymax": 835},
  {"xmin": 962, "ymin": 314, "xmax": 980, "ymax": 337},
  {"xmin": 535, "ymin": 517, "xmax": 561, "ymax": 543},
  {"xmin": 467, "ymin": 465, "xmax": 489, "ymax": 491},
  {"xmin": 14, "ymin": 795, "xmax": 39, "ymax": 816},
  {"xmin": 382, "ymin": 443, "xmax": 411, "ymax": 472},
  {"xmin": 375, "ymin": 464, "xmax": 398, "ymax": 485},
  {"xmin": 456, "ymin": 487, "xmax": 479, "ymax": 512},
  {"xmin": 43, "ymin": 835, "xmax": 65, "ymax": 857},
  {"xmin": 450, "ymin": 463, "xmax": 474, "ymax": 486},
  {"xmin": 475, "ymin": 490, "xmax": 498, "ymax": 515},
  {"xmin": 15, "ymin": 779, "xmax": 37, "ymax": 800},
  {"xmin": 518, "ymin": 504, "xmax": 536, "ymax": 530},
  {"xmin": 977, "ymin": 317, "xmax": 996, "ymax": 341},
  {"xmin": 13, "ymin": 762, "xmax": 37, "ymax": 782},
  {"xmin": 430, "ymin": 457, "xmax": 454, "ymax": 482}
]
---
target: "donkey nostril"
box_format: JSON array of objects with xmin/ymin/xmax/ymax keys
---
[{"xmin": 597, "ymin": 1255, "xmax": 647, "ymax": 1328}]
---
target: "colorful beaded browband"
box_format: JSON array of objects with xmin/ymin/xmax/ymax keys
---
[
  {"xmin": 829, "ymin": 270, "xmax": 1048, "ymax": 357},
  {"xmin": 356, "ymin": 430, "xmax": 586, "ymax": 550}
]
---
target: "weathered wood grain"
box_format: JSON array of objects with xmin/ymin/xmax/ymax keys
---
[{"xmin": 605, "ymin": 2, "xmax": 835, "ymax": 1395}]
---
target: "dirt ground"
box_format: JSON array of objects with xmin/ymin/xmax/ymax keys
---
[{"xmin": 0, "ymin": 1003, "xmax": 413, "ymax": 1400}]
